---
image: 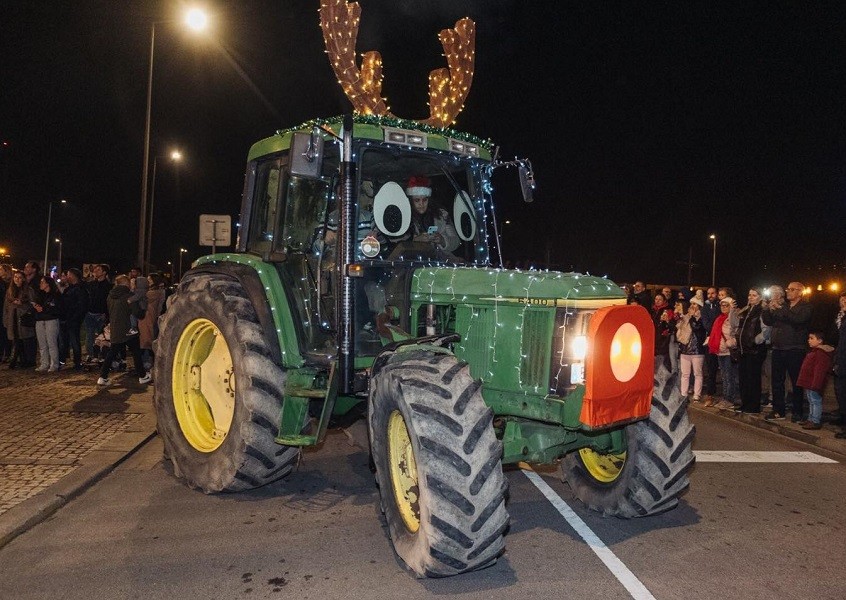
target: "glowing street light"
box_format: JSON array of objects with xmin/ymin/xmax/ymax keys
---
[
  {"xmin": 138, "ymin": 8, "xmax": 209, "ymax": 269},
  {"xmin": 146, "ymin": 148, "xmax": 184, "ymax": 270},
  {"xmin": 709, "ymin": 234, "xmax": 717, "ymax": 287},
  {"xmin": 44, "ymin": 199, "xmax": 67, "ymax": 275}
]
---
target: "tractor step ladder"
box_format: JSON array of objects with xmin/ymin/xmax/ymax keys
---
[{"xmin": 275, "ymin": 363, "xmax": 339, "ymax": 446}]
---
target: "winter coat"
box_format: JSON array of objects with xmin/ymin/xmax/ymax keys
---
[
  {"xmin": 4, "ymin": 285, "xmax": 36, "ymax": 340},
  {"xmin": 797, "ymin": 345, "xmax": 834, "ymax": 392},
  {"xmin": 736, "ymin": 303, "xmax": 769, "ymax": 355},
  {"xmin": 139, "ymin": 288, "xmax": 165, "ymax": 350},
  {"xmin": 128, "ymin": 276, "xmax": 149, "ymax": 311},
  {"xmin": 652, "ymin": 304, "xmax": 676, "ymax": 356},
  {"xmin": 87, "ymin": 278, "xmax": 113, "ymax": 315},
  {"xmin": 34, "ymin": 290, "xmax": 63, "ymax": 322},
  {"xmin": 700, "ymin": 299, "xmax": 720, "ymax": 334},
  {"xmin": 106, "ymin": 285, "xmax": 141, "ymax": 344},
  {"xmin": 708, "ymin": 313, "xmax": 735, "ymax": 356},
  {"xmin": 677, "ymin": 314, "xmax": 707, "ymax": 355},
  {"xmin": 761, "ymin": 299, "xmax": 812, "ymax": 351},
  {"xmin": 62, "ymin": 283, "xmax": 89, "ymax": 324},
  {"xmin": 835, "ymin": 311, "xmax": 846, "ymax": 377}
]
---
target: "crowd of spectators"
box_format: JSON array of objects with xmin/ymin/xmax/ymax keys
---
[
  {"xmin": 1, "ymin": 261, "xmax": 168, "ymax": 387},
  {"xmin": 627, "ymin": 280, "xmax": 846, "ymax": 439}
]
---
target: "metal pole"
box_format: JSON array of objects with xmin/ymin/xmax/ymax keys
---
[
  {"xmin": 211, "ymin": 220, "xmax": 217, "ymax": 255},
  {"xmin": 57, "ymin": 240, "xmax": 62, "ymax": 276},
  {"xmin": 711, "ymin": 237, "xmax": 717, "ymax": 288},
  {"xmin": 43, "ymin": 202, "xmax": 52, "ymax": 275},
  {"xmin": 138, "ymin": 23, "xmax": 156, "ymax": 269},
  {"xmin": 145, "ymin": 157, "xmax": 157, "ymax": 271}
]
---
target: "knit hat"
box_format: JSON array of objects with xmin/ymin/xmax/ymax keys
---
[
  {"xmin": 690, "ymin": 296, "xmax": 703, "ymax": 307},
  {"xmin": 406, "ymin": 175, "xmax": 432, "ymax": 197}
]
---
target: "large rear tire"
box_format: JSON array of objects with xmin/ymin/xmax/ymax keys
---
[
  {"xmin": 369, "ymin": 350, "xmax": 509, "ymax": 577},
  {"xmin": 153, "ymin": 273, "xmax": 301, "ymax": 493},
  {"xmin": 561, "ymin": 357, "xmax": 695, "ymax": 517}
]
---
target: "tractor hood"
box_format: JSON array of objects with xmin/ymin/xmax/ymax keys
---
[{"xmin": 410, "ymin": 267, "xmax": 627, "ymax": 308}]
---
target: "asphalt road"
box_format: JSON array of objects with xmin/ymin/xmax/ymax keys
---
[{"xmin": 1, "ymin": 410, "xmax": 844, "ymax": 600}]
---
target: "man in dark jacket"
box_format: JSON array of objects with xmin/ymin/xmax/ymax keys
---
[
  {"xmin": 700, "ymin": 287, "xmax": 721, "ymax": 402},
  {"xmin": 762, "ymin": 281, "xmax": 813, "ymax": 422},
  {"xmin": 85, "ymin": 263, "xmax": 112, "ymax": 361},
  {"xmin": 628, "ymin": 281, "xmax": 651, "ymax": 308},
  {"xmin": 97, "ymin": 275, "xmax": 149, "ymax": 386},
  {"xmin": 834, "ymin": 292, "xmax": 846, "ymax": 439},
  {"xmin": 61, "ymin": 268, "xmax": 88, "ymax": 370}
]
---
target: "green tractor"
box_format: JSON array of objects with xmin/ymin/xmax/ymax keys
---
[{"xmin": 153, "ymin": 114, "xmax": 695, "ymax": 577}]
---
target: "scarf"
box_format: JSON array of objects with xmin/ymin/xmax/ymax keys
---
[{"xmin": 708, "ymin": 313, "xmax": 728, "ymax": 354}]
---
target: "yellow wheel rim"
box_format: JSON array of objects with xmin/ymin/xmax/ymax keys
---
[
  {"xmin": 172, "ymin": 318, "xmax": 236, "ymax": 452},
  {"xmin": 578, "ymin": 448, "xmax": 627, "ymax": 484},
  {"xmin": 387, "ymin": 410, "xmax": 420, "ymax": 533}
]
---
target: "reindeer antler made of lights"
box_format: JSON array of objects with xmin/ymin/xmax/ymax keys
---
[{"xmin": 319, "ymin": 0, "xmax": 476, "ymax": 128}]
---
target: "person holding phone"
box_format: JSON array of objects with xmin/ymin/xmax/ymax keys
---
[{"xmin": 403, "ymin": 175, "xmax": 459, "ymax": 252}]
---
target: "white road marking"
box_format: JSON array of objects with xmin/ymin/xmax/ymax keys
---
[
  {"xmin": 522, "ymin": 469, "xmax": 657, "ymax": 600},
  {"xmin": 693, "ymin": 451, "xmax": 838, "ymax": 463}
]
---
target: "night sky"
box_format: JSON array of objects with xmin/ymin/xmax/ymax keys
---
[{"xmin": 2, "ymin": 1, "xmax": 845, "ymax": 293}]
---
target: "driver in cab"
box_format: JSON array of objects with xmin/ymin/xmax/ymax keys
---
[{"xmin": 396, "ymin": 175, "xmax": 460, "ymax": 252}]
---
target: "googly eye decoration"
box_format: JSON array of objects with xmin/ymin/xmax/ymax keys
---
[
  {"xmin": 453, "ymin": 191, "xmax": 477, "ymax": 241},
  {"xmin": 373, "ymin": 182, "xmax": 411, "ymax": 237}
]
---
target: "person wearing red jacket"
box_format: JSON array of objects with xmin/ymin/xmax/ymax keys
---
[{"xmin": 796, "ymin": 331, "xmax": 834, "ymax": 430}]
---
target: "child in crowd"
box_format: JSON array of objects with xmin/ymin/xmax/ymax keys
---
[{"xmin": 796, "ymin": 331, "xmax": 834, "ymax": 429}]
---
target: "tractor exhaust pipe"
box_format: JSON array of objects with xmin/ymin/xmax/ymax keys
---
[{"xmin": 338, "ymin": 115, "xmax": 356, "ymax": 395}]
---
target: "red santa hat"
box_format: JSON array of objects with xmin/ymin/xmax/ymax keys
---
[{"xmin": 406, "ymin": 175, "xmax": 432, "ymax": 198}]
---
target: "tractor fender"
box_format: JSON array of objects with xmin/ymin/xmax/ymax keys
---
[
  {"xmin": 370, "ymin": 333, "xmax": 461, "ymax": 380},
  {"xmin": 180, "ymin": 262, "xmax": 295, "ymax": 367}
]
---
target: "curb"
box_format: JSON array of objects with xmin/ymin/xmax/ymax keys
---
[
  {"xmin": 690, "ymin": 402, "xmax": 846, "ymax": 458},
  {"xmin": 0, "ymin": 410, "xmax": 158, "ymax": 549}
]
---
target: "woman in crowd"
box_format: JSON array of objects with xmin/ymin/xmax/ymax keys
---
[
  {"xmin": 4, "ymin": 270, "xmax": 37, "ymax": 368},
  {"xmin": 676, "ymin": 297, "xmax": 707, "ymax": 402},
  {"xmin": 33, "ymin": 275, "xmax": 63, "ymax": 373},
  {"xmin": 735, "ymin": 288, "xmax": 770, "ymax": 413},
  {"xmin": 707, "ymin": 297, "xmax": 739, "ymax": 408},
  {"xmin": 139, "ymin": 272, "xmax": 166, "ymax": 373},
  {"xmin": 652, "ymin": 292, "xmax": 676, "ymax": 372}
]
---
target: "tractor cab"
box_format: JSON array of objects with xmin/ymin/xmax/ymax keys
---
[{"xmin": 237, "ymin": 118, "xmax": 499, "ymax": 360}]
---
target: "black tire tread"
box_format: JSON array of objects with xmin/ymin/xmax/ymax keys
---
[
  {"xmin": 369, "ymin": 351, "xmax": 509, "ymax": 577},
  {"xmin": 153, "ymin": 272, "xmax": 300, "ymax": 493},
  {"xmin": 561, "ymin": 359, "xmax": 696, "ymax": 517}
]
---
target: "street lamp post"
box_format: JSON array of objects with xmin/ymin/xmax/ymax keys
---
[
  {"xmin": 138, "ymin": 10, "xmax": 209, "ymax": 269},
  {"xmin": 178, "ymin": 248, "xmax": 187, "ymax": 281},
  {"xmin": 44, "ymin": 199, "xmax": 66, "ymax": 275},
  {"xmin": 146, "ymin": 149, "xmax": 183, "ymax": 271},
  {"xmin": 709, "ymin": 234, "xmax": 717, "ymax": 287},
  {"xmin": 54, "ymin": 238, "xmax": 62, "ymax": 276},
  {"xmin": 167, "ymin": 261, "xmax": 174, "ymax": 282}
]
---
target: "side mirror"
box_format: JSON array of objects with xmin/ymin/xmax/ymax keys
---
[
  {"xmin": 290, "ymin": 131, "xmax": 324, "ymax": 178},
  {"xmin": 518, "ymin": 161, "xmax": 535, "ymax": 203}
]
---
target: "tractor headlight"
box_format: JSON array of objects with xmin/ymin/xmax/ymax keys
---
[
  {"xmin": 571, "ymin": 335, "xmax": 587, "ymax": 360},
  {"xmin": 609, "ymin": 323, "xmax": 642, "ymax": 382}
]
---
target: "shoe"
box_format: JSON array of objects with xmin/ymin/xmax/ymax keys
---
[
  {"xmin": 47, "ymin": 368, "xmax": 59, "ymax": 373},
  {"xmin": 692, "ymin": 396, "xmax": 702, "ymax": 403},
  {"xmin": 764, "ymin": 412, "xmax": 785, "ymax": 421},
  {"xmin": 790, "ymin": 415, "xmax": 804, "ymax": 423},
  {"xmin": 35, "ymin": 366, "xmax": 48, "ymax": 373},
  {"xmin": 795, "ymin": 420, "xmax": 808, "ymax": 427},
  {"xmin": 733, "ymin": 407, "xmax": 743, "ymax": 413},
  {"xmin": 703, "ymin": 396, "xmax": 715, "ymax": 407},
  {"xmin": 97, "ymin": 377, "xmax": 111, "ymax": 386},
  {"xmin": 715, "ymin": 400, "xmax": 735, "ymax": 410},
  {"xmin": 128, "ymin": 328, "xmax": 138, "ymax": 336},
  {"xmin": 741, "ymin": 410, "xmax": 762, "ymax": 415},
  {"xmin": 138, "ymin": 373, "xmax": 152, "ymax": 385},
  {"xmin": 801, "ymin": 422, "xmax": 821, "ymax": 430}
]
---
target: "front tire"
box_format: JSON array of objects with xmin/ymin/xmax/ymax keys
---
[
  {"xmin": 153, "ymin": 273, "xmax": 301, "ymax": 493},
  {"xmin": 369, "ymin": 350, "xmax": 509, "ymax": 577},
  {"xmin": 562, "ymin": 357, "xmax": 696, "ymax": 517}
]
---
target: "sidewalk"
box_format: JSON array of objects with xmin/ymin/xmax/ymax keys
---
[
  {"xmin": 689, "ymin": 399, "xmax": 846, "ymax": 457},
  {"xmin": 0, "ymin": 365, "xmax": 157, "ymax": 547}
]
